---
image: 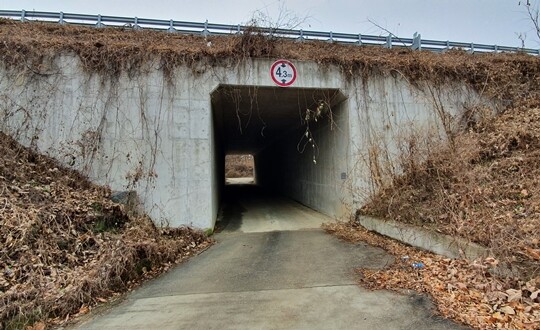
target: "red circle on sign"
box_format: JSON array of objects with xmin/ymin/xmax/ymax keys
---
[{"xmin": 270, "ymin": 60, "xmax": 297, "ymax": 87}]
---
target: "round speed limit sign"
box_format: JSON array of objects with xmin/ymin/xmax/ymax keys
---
[{"xmin": 270, "ymin": 59, "xmax": 297, "ymax": 87}]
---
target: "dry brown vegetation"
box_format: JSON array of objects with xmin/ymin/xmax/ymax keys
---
[
  {"xmin": 225, "ymin": 155, "xmax": 254, "ymax": 178},
  {"xmin": 325, "ymin": 222, "xmax": 540, "ymax": 329},
  {"xmin": 351, "ymin": 98, "xmax": 540, "ymax": 328},
  {"xmin": 0, "ymin": 132, "xmax": 212, "ymax": 329},
  {"xmin": 360, "ymin": 100, "xmax": 540, "ymax": 280},
  {"xmin": 0, "ymin": 18, "xmax": 539, "ymax": 106}
]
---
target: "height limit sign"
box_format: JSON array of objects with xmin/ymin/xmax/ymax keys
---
[{"xmin": 270, "ymin": 59, "xmax": 297, "ymax": 87}]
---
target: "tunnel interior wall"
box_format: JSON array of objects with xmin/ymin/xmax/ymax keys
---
[
  {"xmin": 210, "ymin": 103, "xmax": 223, "ymax": 230},
  {"xmin": 255, "ymin": 100, "xmax": 351, "ymax": 219}
]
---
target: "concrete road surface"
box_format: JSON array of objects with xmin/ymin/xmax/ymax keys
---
[{"xmin": 75, "ymin": 183, "xmax": 467, "ymax": 330}]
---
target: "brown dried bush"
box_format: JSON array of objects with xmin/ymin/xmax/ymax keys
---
[
  {"xmin": 0, "ymin": 19, "xmax": 539, "ymax": 105},
  {"xmin": 225, "ymin": 155, "xmax": 254, "ymax": 178},
  {"xmin": 0, "ymin": 132, "xmax": 212, "ymax": 328},
  {"xmin": 360, "ymin": 102, "xmax": 540, "ymax": 280}
]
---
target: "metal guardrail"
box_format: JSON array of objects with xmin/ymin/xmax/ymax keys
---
[{"xmin": 1, "ymin": 9, "xmax": 539, "ymax": 55}]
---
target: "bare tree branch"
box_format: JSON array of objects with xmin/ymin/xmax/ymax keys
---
[
  {"xmin": 366, "ymin": 18, "xmax": 408, "ymax": 48},
  {"xmin": 525, "ymin": 2, "xmax": 540, "ymax": 41},
  {"xmin": 520, "ymin": 0, "xmax": 540, "ymax": 44},
  {"xmin": 248, "ymin": 1, "xmax": 311, "ymax": 36}
]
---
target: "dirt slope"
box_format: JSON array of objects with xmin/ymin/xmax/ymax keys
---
[
  {"xmin": 360, "ymin": 101, "xmax": 540, "ymax": 279},
  {"xmin": 0, "ymin": 133, "xmax": 212, "ymax": 329}
]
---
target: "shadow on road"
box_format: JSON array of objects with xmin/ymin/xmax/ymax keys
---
[{"xmin": 215, "ymin": 182, "xmax": 331, "ymax": 233}]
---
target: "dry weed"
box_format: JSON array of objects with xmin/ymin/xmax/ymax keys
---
[
  {"xmin": 360, "ymin": 104, "xmax": 540, "ymax": 280},
  {"xmin": 0, "ymin": 19, "xmax": 539, "ymax": 104},
  {"xmin": 0, "ymin": 132, "xmax": 212, "ymax": 329},
  {"xmin": 324, "ymin": 222, "xmax": 540, "ymax": 329}
]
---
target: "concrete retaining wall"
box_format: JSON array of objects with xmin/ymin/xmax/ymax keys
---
[
  {"xmin": 0, "ymin": 54, "xmax": 492, "ymax": 229},
  {"xmin": 358, "ymin": 216, "xmax": 489, "ymax": 260}
]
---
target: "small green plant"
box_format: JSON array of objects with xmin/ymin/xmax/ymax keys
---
[
  {"xmin": 90, "ymin": 201, "xmax": 103, "ymax": 213},
  {"xmin": 93, "ymin": 216, "xmax": 123, "ymax": 233}
]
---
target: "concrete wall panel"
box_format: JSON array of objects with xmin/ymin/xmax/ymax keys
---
[{"xmin": 0, "ymin": 54, "xmax": 493, "ymax": 229}]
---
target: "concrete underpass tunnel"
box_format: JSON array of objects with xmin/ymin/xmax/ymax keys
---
[{"xmin": 211, "ymin": 85, "xmax": 350, "ymax": 226}]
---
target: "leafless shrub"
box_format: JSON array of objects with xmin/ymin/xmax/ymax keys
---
[{"xmin": 225, "ymin": 154, "xmax": 254, "ymax": 178}]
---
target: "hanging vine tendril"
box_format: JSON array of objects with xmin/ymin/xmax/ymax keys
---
[{"xmin": 297, "ymin": 100, "xmax": 331, "ymax": 164}]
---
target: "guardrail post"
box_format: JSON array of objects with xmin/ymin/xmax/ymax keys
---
[
  {"xmin": 168, "ymin": 19, "xmax": 176, "ymax": 33},
  {"xmin": 469, "ymin": 42, "xmax": 474, "ymax": 54},
  {"xmin": 133, "ymin": 17, "xmax": 141, "ymax": 30},
  {"xmin": 20, "ymin": 9, "xmax": 27, "ymax": 22},
  {"xmin": 357, "ymin": 33, "xmax": 363, "ymax": 45},
  {"xmin": 445, "ymin": 40, "xmax": 450, "ymax": 52},
  {"xmin": 327, "ymin": 31, "xmax": 334, "ymax": 43},
  {"xmin": 59, "ymin": 11, "xmax": 65, "ymax": 24},
  {"xmin": 96, "ymin": 14, "xmax": 104, "ymax": 28},
  {"xmin": 385, "ymin": 35, "xmax": 392, "ymax": 48},
  {"xmin": 297, "ymin": 29, "xmax": 305, "ymax": 42},
  {"xmin": 494, "ymin": 45, "xmax": 498, "ymax": 53},
  {"xmin": 202, "ymin": 20, "xmax": 209, "ymax": 37},
  {"xmin": 236, "ymin": 24, "xmax": 241, "ymax": 35},
  {"xmin": 412, "ymin": 32, "xmax": 421, "ymax": 50}
]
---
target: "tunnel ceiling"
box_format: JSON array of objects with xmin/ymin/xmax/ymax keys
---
[{"xmin": 211, "ymin": 86, "xmax": 346, "ymax": 155}]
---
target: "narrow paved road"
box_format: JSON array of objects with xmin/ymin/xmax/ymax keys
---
[{"xmin": 76, "ymin": 182, "xmax": 466, "ymax": 330}]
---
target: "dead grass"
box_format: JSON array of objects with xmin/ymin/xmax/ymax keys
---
[
  {"xmin": 0, "ymin": 132, "xmax": 212, "ymax": 329},
  {"xmin": 0, "ymin": 19, "xmax": 539, "ymax": 105},
  {"xmin": 360, "ymin": 101, "xmax": 540, "ymax": 280}
]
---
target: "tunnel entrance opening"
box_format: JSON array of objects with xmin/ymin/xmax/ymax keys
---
[
  {"xmin": 211, "ymin": 85, "xmax": 350, "ymax": 231},
  {"xmin": 224, "ymin": 154, "xmax": 255, "ymax": 185}
]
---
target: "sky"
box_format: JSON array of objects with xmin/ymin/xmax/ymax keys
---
[{"xmin": 1, "ymin": 0, "xmax": 539, "ymax": 48}]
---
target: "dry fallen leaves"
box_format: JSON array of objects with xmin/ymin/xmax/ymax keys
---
[
  {"xmin": 324, "ymin": 222, "xmax": 540, "ymax": 330},
  {"xmin": 26, "ymin": 321, "xmax": 45, "ymax": 330},
  {"xmin": 0, "ymin": 133, "xmax": 213, "ymax": 329}
]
